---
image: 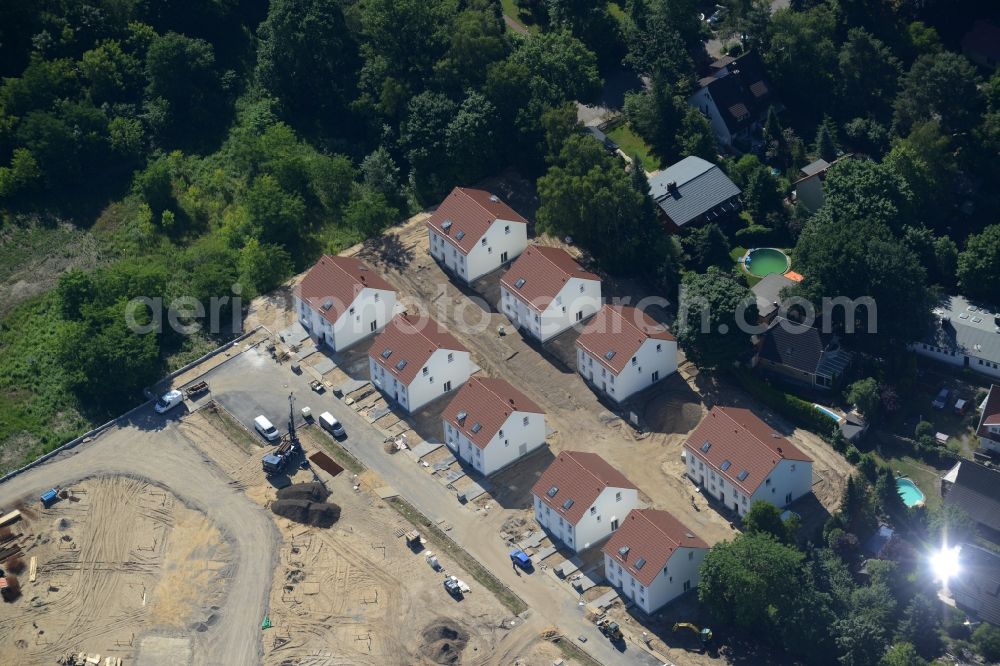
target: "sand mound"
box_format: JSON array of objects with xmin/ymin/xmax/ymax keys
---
[
  {"xmin": 419, "ymin": 620, "xmax": 469, "ymax": 665},
  {"xmin": 270, "ymin": 499, "xmax": 340, "ymax": 528},
  {"xmin": 276, "ymin": 482, "xmax": 329, "ymax": 503}
]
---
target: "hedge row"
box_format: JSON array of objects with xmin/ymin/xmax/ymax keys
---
[{"xmin": 730, "ymin": 368, "xmax": 837, "ymax": 437}]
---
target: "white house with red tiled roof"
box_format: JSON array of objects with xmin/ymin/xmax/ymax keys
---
[
  {"xmin": 295, "ymin": 255, "xmax": 397, "ymax": 351},
  {"xmin": 603, "ymin": 509, "xmax": 708, "ymax": 614},
  {"xmin": 576, "ymin": 306, "xmax": 677, "ymax": 402},
  {"xmin": 683, "ymin": 406, "xmax": 813, "ymax": 516},
  {"xmin": 977, "ymin": 385, "xmax": 1000, "ymax": 454},
  {"xmin": 368, "ymin": 313, "xmax": 472, "ymax": 413},
  {"xmin": 531, "ymin": 451, "xmax": 638, "ymax": 552},
  {"xmin": 442, "ymin": 377, "xmax": 546, "ymax": 476},
  {"xmin": 427, "ymin": 187, "xmax": 529, "ymax": 283},
  {"xmin": 500, "ymin": 246, "xmax": 602, "ymax": 343}
]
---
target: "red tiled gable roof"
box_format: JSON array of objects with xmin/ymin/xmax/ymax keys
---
[
  {"xmin": 500, "ymin": 246, "xmax": 600, "ymax": 312},
  {"xmin": 978, "ymin": 385, "xmax": 1000, "ymax": 440},
  {"xmin": 683, "ymin": 406, "xmax": 811, "ymax": 495},
  {"xmin": 295, "ymin": 255, "xmax": 396, "ymax": 325},
  {"xmin": 444, "ymin": 377, "xmax": 544, "ymax": 449},
  {"xmin": 425, "ymin": 187, "xmax": 528, "ymax": 255},
  {"xmin": 532, "ymin": 451, "xmax": 636, "ymax": 525},
  {"xmin": 602, "ymin": 509, "xmax": 708, "ymax": 587},
  {"xmin": 576, "ymin": 305, "xmax": 675, "ymax": 375},
  {"xmin": 369, "ymin": 313, "xmax": 468, "ymax": 385}
]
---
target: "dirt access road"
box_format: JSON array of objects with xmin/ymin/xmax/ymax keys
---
[{"xmin": 0, "ymin": 407, "xmax": 279, "ymax": 665}]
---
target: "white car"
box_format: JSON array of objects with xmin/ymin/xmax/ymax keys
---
[
  {"xmin": 254, "ymin": 415, "xmax": 281, "ymax": 441},
  {"xmin": 319, "ymin": 411, "xmax": 346, "ymax": 438},
  {"xmin": 154, "ymin": 390, "xmax": 183, "ymax": 414}
]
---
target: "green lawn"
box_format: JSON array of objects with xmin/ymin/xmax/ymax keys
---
[
  {"xmin": 606, "ymin": 123, "xmax": 660, "ymax": 171},
  {"xmin": 500, "ymin": 0, "xmax": 539, "ymax": 34},
  {"xmin": 872, "ymin": 452, "xmax": 943, "ymax": 509}
]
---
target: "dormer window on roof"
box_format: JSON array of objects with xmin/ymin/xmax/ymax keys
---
[
  {"xmin": 381, "ymin": 349, "xmax": 392, "ymax": 359},
  {"xmin": 515, "ymin": 278, "xmax": 526, "ymax": 289},
  {"xmin": 395, "ymin": 359, "xmax": 407, "ymax": 371},
  {"xmin": 701, "ymin": 441, "xmax": 711, "ymax": 453},
  {"xmin": 547, "ymin": 486, "xmax": 558, "ymax": 497},
  {"xmin": 562, "ymin": 498, "xmax": 575, "ymax": 510}
]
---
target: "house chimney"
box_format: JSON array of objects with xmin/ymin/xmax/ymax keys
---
[{"xmin": 667, "ymin": 181, "xmax": 678, "ymax": 194}]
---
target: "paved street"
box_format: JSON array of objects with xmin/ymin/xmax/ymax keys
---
[{"xmin": 204, "ymin": 344, "xmax": 666, "ymax": 666}]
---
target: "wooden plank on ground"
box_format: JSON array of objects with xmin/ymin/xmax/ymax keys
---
[
  {"xmin": 28, "ymin": 556, "xmax": 36, "ymax": 582},
  {"xmin": 0, "ymin": 510, "xmax": 21, "ymax": 526}
]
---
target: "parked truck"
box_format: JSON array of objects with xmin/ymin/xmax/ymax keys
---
[{"xmin": 262, "ymin": 437, "xmax": 300, "ymax": 476}]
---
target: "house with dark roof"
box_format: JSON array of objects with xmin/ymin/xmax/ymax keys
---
[
  {"xmin": 688, "ymin": 51, "xmax": 774, "ymax": 147},
  {"xmin": 294, "ymin": 255, "xmax": 398, "ymax": 351},
  {"xmin": 751, "ymin": 273, "xmax": 797, "ymax": 323},
  {"xmin": 912, "ymin": 296, "xmax": 1000, "ymax": 381},
  {"xmin": 962, "ymin": 20, "xmax": 1000, "ymax": 70},
  {"xmin": 426, "ymin": 187, "xmax": 529, "ymax": 283},
  {"xmin": 753, "ymin": 317, "xmax": 853, "ymax": 390},
  {"xmin": 442, "ymin": 377, "xmax": 546, "ymax": 476},
  {"xmin": 648, "ymin": 156, "xmax": 741, "ymax": 231},
  {"xmin": 951, "ymin": 544, "xmax": 1000, "ymax": 627},
  {"xmin": 532, "ymin": 451, "xmax": 639, "ymax": 552},
  {"xmin": 792, "ymin": 155, "xmax": 854, "ymax": 213},
  {"xmin": 575, "ymin": 305, "xmax": 677, "ymax": 402},
  {"xmin": 602, "ymin": 509, "xmax": 708, "ymax": 614},
  {"xmin": 941, "ymin": 460, "xmax": 1000, "ymax": 543},
  {"xmin": 368, "ymin": 313, "xmax": 472, "ymax": 413},
  {"xmin": 977, "ymin": 385, "xmax": 1000, "ymax": 455},
  {"xmin": 500, "ymin": 246, "xmax": 602, "ymax": 342},
  {"xmin": 683, "ymin": 406, "xmax": 813, "ymax": 516}
]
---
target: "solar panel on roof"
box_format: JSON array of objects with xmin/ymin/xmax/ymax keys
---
[
  {"xmin": 720, "ymin": 460, "xmax": 732, "ymax": 471},
  {"xmin": 562, "ymin": 498, "xmax": 574, "ymax": 510}
]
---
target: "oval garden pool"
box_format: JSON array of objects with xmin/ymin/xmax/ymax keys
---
[
  {"xmin": 895, "ymin": 477, "xmax": 925, "ymax": 508},
  {"xmin": 743, "ymin": 247, "xmax": 791, "ymax": 278}
]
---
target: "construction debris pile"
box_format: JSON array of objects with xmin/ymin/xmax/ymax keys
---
[
  {"xmin": 418, "ymin": 620, "xmax": 469, "ymax": 665},
  {"xmin": 270, "ymin": 483, "xmax": 341, "ymax": 528}
]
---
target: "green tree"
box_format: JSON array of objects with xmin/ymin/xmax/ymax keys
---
[
  {"xmin": 0, "ymin": 147, "xmax": 42, "ymax": 201},
  {"xmin": 813, "ymin": 122, "xmax": 838, "ymax": 162},
  {"xmin": 957, "ymin": 225, "xmax": 1000, "ymax": 302},
  {"xmin": 698, "ymin": 532, "xmax": 805, "ymax": 632},
  {"xmin": 145, "ymin": 32, "xmax": 224, "ymax": 147},
  {"xmin": 882, "ymin": 642, "xmax": 926, "ymax": 666},
  {"xmin": 237, "ymin": 239, "xmax": 293, "ymax": 298},
  {"xmin": 846, "ymin": 378, "xmax": 881, "ymax": 424},
  {"xmin": 743, "ymin": 500, "xmax": 791, "ymax": 543},
  {"xmin": 765, "ymin": 6, "xmax": 838, "ymax": 123},
  {"xmin": 884, "ymin": 121, "xmax": 957, "ymax": 230},
  {"xmin": 56, "ymin": 270, "xmax": 95, "ymax": 321},
  {"xmin": 973, "ymin": 623, "xmax": 1000, "ymax": 663},
  {"xmin": 875, "ymin": 467, "xmax": 907, "ymax": 519},
  {"xmin": 243, "ymin": 174, "xmax": 308, "ymax": 252},
  {"xmin": 433, "ymin": 5, "xmax": 509, "ymax": 93},
  {"xmin": 835, "ymin": 613, "xmax": 888, "ymax": 666},
  {"xmin": 398, "ymin": 91, "xmax": 457, "ymax": 201},
  {"xmin": 361, "ymin": 146, "xmax": 403, "ymax": 207},
  {"xmin": 675, "ymin": 267, "xmax": 757, "ymax": 369},
  {"xmin": 623, "ymin": 0, "xmax": 698, "ymax": 79},
  {"xmin": 681, "ymin": 222, "xmax": 730, "ymax": 272},
  {"xmin": 256, "ymin": 0, "xmax": 360, "ymax": 131},
  {"xmin": 901, "ymin": 226, "xmax": 957, "ymax": 289},
  {"xmin": 677, "ymin": 106, "xmax": 717, "ymax": 161},
  {"xmin": 445, "ymin": 90, "xmax": 500, "ymax": 185},
  {"xmin": 836, "ymin": 28, "xmax": 901, "ymax": 122},
  {"xmin": 894, "ymin": 53, "xmax": 983, "ymax": 138},
  {"xmin": 928, "ymin": 502, "xmax": 977, "ymax": 547},
  {"xmin": 79, "ymin": 40, "xmax": 142, "ymax": 105},
  {"xmin": 343, "ymin": 186, "xmax": 400, "ymax": 237},
  {"xmin": 629, "ymin": 155, "xmax": 649, "ymax": 195},
  {"xmin": 624, "ymin": 81, "xmax": 681, "ymax": 162},
  {"xmin": 895, "ymin": 594, "xmax": 941, "ymax": 658}
]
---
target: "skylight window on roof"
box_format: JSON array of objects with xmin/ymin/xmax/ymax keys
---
[
  {"xmin": 514, "ymin": 278, "xmax": 526, "ymax": 289},
  {"xmin": 471, "ymin": 422, "xmax": 482, "ymax": 433},
  {"xmin": 395, "ymin": 359, "xmax": 407, "ymax": 371},
  {"xmin": 737, "ymin": 470, "xmax": 749, "ymax": 481},
  {"xmin": 455, "ymin": 230, "xmax": 465, "ymax": 240},
  {"xmin": 381, "ymin": 349, "xmax": 392, "ymax": 359},
  {"xmin": 605, "ymin": 351, "xmax": 616, "ymax": 360},
  {"xmin": 562, "ymin": 498, "xmax": 574, "ymax": 510},
  {"xmin": 720, "ymin": 460, "xmax": 732, "ymax": 471},
  {"xmin": 701, "ymin": 441, "xmax": 711, "ymax": 453},
  {"xmin": 547, "ymin": 486, "xmax": 558, "ymax": 497},
  {"xmin": 634, "ymin": 558, "xmax": 646, "ymax": 570}
]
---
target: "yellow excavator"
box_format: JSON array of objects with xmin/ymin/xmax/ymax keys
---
[{"xmin": 673, "ymin": 622, "xmax": 712, "ymax": 648}]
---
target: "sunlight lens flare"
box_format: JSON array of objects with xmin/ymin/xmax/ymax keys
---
[{"xmin": 930, "ymin": 544, "xmax": 961, "ymax": 583}]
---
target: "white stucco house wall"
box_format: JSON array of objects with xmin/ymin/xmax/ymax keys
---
[
  {"xmin": 500, "ymin": 246, "xmax": 602, "ymax": 343},
  {"xmin": 531, "ymin": 451, "xmax": 638, "ymax": 553},
  {"xmin": 442, "ymin": 376, "xmax": 546, "ymax": 476},
  {"xmin": 683, "ymin": 406, "xmax": 813, "ymax": 516},
  {"xmin": 368, "ymin": 313, "xmax": 472, "ymax": 414},
  {"xmin": 977, "ymin": 385, "xmax": 1000, "ymax": 454},
  {"xmin": 426, "ymin": 187, "xmax": 529, "ymax": 283},
  {"xmin": 576, "ymin": 305, "xmax": 677, "ymax": 402},
  {"xmin": 295, "ymin": 255, "xmax": 398, "ymax": 351},
  {"xmin": 911, "ymin": 296, "xmax": 1000, "ymax": 381},
  {"xmin": 603, "ymin": 509, "xmax": 709, "ymax": 614}
]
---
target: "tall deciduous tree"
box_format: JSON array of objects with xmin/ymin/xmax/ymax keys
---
[
  {"xmin": 957, "ymin": 225, "xmax": 1000, "ymax": 302},
  {"xmin": 894, "ymin": 52, "xmax": 983, "ymax": 138},
  {"xmin": 675, "ymin": 267, "xmax": 756, "ymax": 369}
]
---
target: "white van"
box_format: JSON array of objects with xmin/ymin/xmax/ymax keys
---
[
  {"xmin": 318, "ymin": 411, "xmax": 346, "ymax": 438},
  {"xmin": 154, "ymin": 390, "xmax": 183, "ymax": 414},
  {"xmin": 254, "ymin": 415, "xmax": 280, "ymax": 441}
]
